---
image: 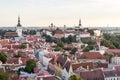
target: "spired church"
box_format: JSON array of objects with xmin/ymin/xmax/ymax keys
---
[
  {"xmin": 4, "ymin": 16, "xmax": 23, "ymax": 39},
  {"xmin": 16, "ymin": 16, "xmax": 22, "ymax": 37}
]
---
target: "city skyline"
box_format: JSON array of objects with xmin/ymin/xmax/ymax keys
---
[{"xmin": 0, "ymin": 0, "xmax": 120, "ymax": 27}]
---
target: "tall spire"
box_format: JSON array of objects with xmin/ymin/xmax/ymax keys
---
[
  {"xmin": 17, "ymin": 16, "xmax": 21, "ymax": 27},
  {"xmin": 79, "ymin": 18, "xmax": 82, "ymax": 27},
  {"xmin": 18, "ymin": 16, "xmax": 20, "ymax": 23}
]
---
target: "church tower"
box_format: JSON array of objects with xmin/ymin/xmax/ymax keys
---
[
  {"xmin": 16, "ymin": 16, "xmax": 22, "ymax": 37},
  {"xmin": 78, "ymin": 18, "xmax": 82, "ymax": 27}
]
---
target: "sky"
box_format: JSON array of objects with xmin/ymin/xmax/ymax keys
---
[{"xmin": 0, "ymin": 0, "xmax": 120, "ymax": 27}]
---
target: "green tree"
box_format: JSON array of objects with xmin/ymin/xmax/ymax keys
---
[
  {"xmin": 0, "ymin": 52, "xmax": 7, "ymax": 63},
  {"xmin": 0, "ymin": 70, "xmax": 11, "ymax": 80},
  {"xmin": 20, "ymin": 44, "xmax": 26, "ymax": 49},
  {"xmin": 83, "ymin": 45, "xmax": 94, "ymax": 52},
  {"xmin": 45, "ymin": 35, "xmax": 53, "ymax": 42},
  {"xmin": 54, "ymin": 46, "xmax": 62, "ymax": 51},
  {"xmin": 67, "ymin": 35, "xmax": 73, "ymax": 44},
  {"xmin": 69, "ymin": 74, "xmax": 82, "ymax": 80},
  {"xmin": 87, "ymin": 29, "xmax": 94, "ymax": 36},
  {"xmin": 17, "ymin": 68, "xmax": 25, "ymax": 75},
  {"xmin": 87, "ymin": 40, "xmax": 95, "ymax": 45},
  {"xmin": 70, "ymin": 48, "xmax": 78, "ymax": 55},
  {"xmin": 25, "ymin": 59, "xmax": 36, "ymax": 73},
  {"xmin": 101, "ymin": 39, "xmax": 116, "ymax": 49},
  {"xmin": 104, "ymin": 52, "xmax": 114, "ymax": 63},
  {"xmin": 57, "ymin": 42, "xmax": 64, "ymax": 48}
]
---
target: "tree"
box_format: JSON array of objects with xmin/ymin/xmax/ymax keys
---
[
  {"xmin": 101, "ymin": 39, "xmax": 116, "ymax": 49},
  {"xmin": 54, "ymin": 46, "xmax": 62, "ymax": 51},
  {"xmin": 104, "ymin": 52, "xmax": 114, "ymax": 63},
  {"xmin": 67, "ymin": 35, "xmax": 72, "ymax": 44},
  {"xmin": 83, "ymin": 45, "xmax": 94, "ymax": 52},
  {"xmin": 25, "ymin": 59, "xmax": 36, "ymax": 73},
  {"xmin": 0, "ymin": 70, "xmax": 11, "ymax": 80},
  {"xmin": 87, "ymin": 40, "xmax": 95, "ymax": 45},
  {"xmin": 0, "ymin": 52, "xmax": 7, "ymax": 63},
  {"xmin": 69, "ymin": 74, "xmax": 82, "ymax": 80},
  {"xmin": 45, "ymin": 35, "xmax": 53, "ymax": 42},
  {"xmin": 87, "ymin": 29, "xmax": 94, "ymax": 36},
  {"xmin": 20, "ymin": 44, "xmax": 26, "ymax": 49},
  {"xmin": 57, "ymin": 42, "xmax": 64, "ymax": 48},
  {"xmin": 70, "ymin": 48, "xmax": 78, "ymax": 55}
]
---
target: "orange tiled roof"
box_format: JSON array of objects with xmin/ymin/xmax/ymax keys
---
[
  {"xmin": 26, "ymin": 36, "xmax": 38, "ymax": 41},
  {"xmin": 77, "ymin": 52, "xmax": 106, "ymax": 59},
  {"xmin": 54, "ymin": 33, "xmax": 64, "ymax": 39},
  {"xmin": 72, "ymin": 62, "xmax": 94, "ymax": 71},
  {"xmin": 80, "ymin": 69, "xmax": 104, "ymax": 80},
  {"xmin": 6, "ymin": 58, "xmax": 29, "ymax": 64},
  {"xmin": 0, "ymin": 39, "xmax": 9, "ymax": 45}
]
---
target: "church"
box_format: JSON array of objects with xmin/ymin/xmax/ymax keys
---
[
  {"xmin": 16, "ymin": 16, "xmax": 22, "ymax": 37},
  {"xmin": 4, "ymin": 16, "xmax": 23, "ymax": 39}
]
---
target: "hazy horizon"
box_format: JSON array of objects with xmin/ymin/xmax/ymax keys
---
[{"xmin": 0, "ymin": 0, "xmax": 120, "ymax": 27}]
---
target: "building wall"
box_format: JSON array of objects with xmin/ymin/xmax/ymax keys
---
[
  {"xmin": 78, "ymin": 59, "xmax": 106, "ymax": 63},
  {"xmin": 64, "ymin": 33, "xmax": 75, "ymax": 38},
  {"xmin": 94, "ymin": 30, "xmax": 101, "ymax": 37},
  {"xmin": 105, "ymin": 77, "xmax": 120, "ymax": 80},
  {"xmin": 16, "ymin": 27, "xmax": 22, "ymax": 37},
  {"xmin": 112, "ymin": 57, "xmax": 120, "ymax": 64}
]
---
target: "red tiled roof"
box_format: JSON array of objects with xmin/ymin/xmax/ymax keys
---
[
  {"xmin": 114, "ymin": 65, "xmax": 120, "ymax": 71},
  {"xmin": 103, "ymin": 70, "xmax": 117, "ymax": 77},
  {"xmin": 80, "ymin": 69, "xmax": 104, "ymax": 80},
  {"xmin": 63, "ymin": 61, "xmax": 71, "ymax": 72},
  {"xmin": 37, "ymin": 76, "xmax": 55, "ymax": 80},
  {"xmin": 43, "ymin": 76, "xmax": 55, "ymax": 80},
  {"xmin": 106, "ymin": 49, "xmax": 120, "ymax": 56},
  {"xmin": 50, "ymin": 54, "xmax": 71, "ymax": 72},
  {"xmin": 72, "ymin": 62, "xmax": 94, "ymax": 71},
  {"xmin": 3, "ymin": 44, "xmax": 21, "ymax": 49},
  {"xmin": 54, "ymin": 33, "xmax": 64, "ymax": 39},
  {"xmin": 6, "ymin": 58, "xmax": 29, "ymax": 64},
  {"xmin": 77, "ymin": 52, "xmax": 106, "ymax": 60},
  {"xmin": 27, "ymin": 36, "xmax": 38, "ymax": 41},
  {"xmin": 97, "ymin": 63, "xmax": 108, "ymax": 68},
  {"xmin": 0, "ymin": 39, "xmax": 9, "ymax": 45},
  {"xmin": 44, "ymin": 54, "xmax": 55, "ymax": 58}
]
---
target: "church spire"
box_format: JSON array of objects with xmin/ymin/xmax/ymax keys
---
[
  {"xmin": 18, "ymin": 16, "xmax": 20, "ymax": 23},
  {"xmin": 17, "ymin": 16, "xmax": 21, "ymax": 27},
  {"xmin": 16, "ymin": 16, "xmax": 22, "ymax": 37},
  {"xmin": 79, "ymin": 18, "xmax": 82, "ymax": 27}
]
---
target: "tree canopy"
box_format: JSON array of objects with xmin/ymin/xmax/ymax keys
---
[
  {"xmin": 101, "ymin": 33, "xmax": 120, "ymax": 49},
  {"xmin": 0, "ymin": 70, "xmax": 11, "ymax": 80},
  {"xmin": 0, "ymin": 52, "xmax": 7, "ymax": 63},
  {"xmin": 69, "ymin": 74, "xmax": 82, "ymax": 80},
  {"xmin": 25, "ymin": 59, "xmax": 36, "ymax": 73},
  {"xmin": 20, "ymin": 44, "xmax": 26, "ymax": 49}
]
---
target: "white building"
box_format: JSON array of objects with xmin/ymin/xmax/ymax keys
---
[
  {"xmin": 93, "ymin": 29, "xmax": 101, "ymax": 37},
  {"xmin": 76, "ymin": 32, "xmax": 90, "ymax": 40},
  {"xmin": 64, "ymin": 31, "xmax": 75, "ymax": 38},
  {"xmin": 112, "ymin": 56, "xmax": 120, "ymax": 64},
  {"xmin": 103, "ymin": 69, "xmax": 120, "ymax": 80}
]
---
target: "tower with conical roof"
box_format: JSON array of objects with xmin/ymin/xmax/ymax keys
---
[{"xmin": 16, "ymin": 16, "xmax": 22, "ymax": 37}]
